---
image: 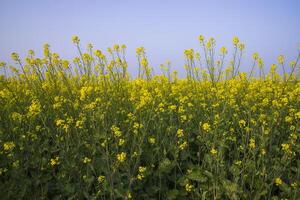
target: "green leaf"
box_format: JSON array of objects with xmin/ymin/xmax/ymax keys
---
[
  {"xmin": 279, "ymin": 183, "xmax": 291, "ymax": 194},
  {"xmin": 187, "ymin": 170, "xmax": 207, "ymax": 182},
  {"xmin": 253, "ymin": 189, "xmax": 268, "ymax": 200},
  {"xmin": 203, "ymin": 170, "xmax": 213, "ymax": 178},
  {"xmin": 201, "ymin": 191, "xmax": 208, "ymax": 200},
  {"xmin": 159, "ymin": 158, "xmax": 172, "ymax": 173},
  {"xmin": 166, "ymin": 189, "xmax": 179, "ymax": 200}
]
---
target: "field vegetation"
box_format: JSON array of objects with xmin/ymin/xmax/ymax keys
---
[{"xmin": 0, "ymin": 36, "xmax": 299, "ymax": 199}]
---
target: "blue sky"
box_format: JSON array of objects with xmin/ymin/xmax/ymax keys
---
[{"xmin": 0, "ymin": 0, "xmax": 299, "ymax": 76}]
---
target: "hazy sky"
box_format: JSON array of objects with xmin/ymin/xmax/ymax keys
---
[{"xmin": 0, "ymin": 0, "xmax": 299, "ymax": 76}]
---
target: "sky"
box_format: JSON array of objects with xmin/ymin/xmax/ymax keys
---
[{"xmin": 0, "ymin": 0, "xmax": 299, "ymax": 76}]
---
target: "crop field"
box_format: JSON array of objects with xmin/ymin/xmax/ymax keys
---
[{"xmin": 0, "ymin": 36, "xmax": 299, "ymax": 199}]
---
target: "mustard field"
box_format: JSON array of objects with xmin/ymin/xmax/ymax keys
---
[{"xmin": 0, "ymin": 36, "xmax": 299, "ymax": 199}]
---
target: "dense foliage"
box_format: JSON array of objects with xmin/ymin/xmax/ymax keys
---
[{"xmin": 0, "ymin": 36, "xmax": 299, "ymax": 199}]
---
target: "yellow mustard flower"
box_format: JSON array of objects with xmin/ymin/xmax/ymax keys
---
[
  {"xmin": 3, "ymin": 142, "xmax": 15, "ymax": 151},
  {"xmin": 148, "ymin": 137, "xmax": 156, "ymax": 144},
  {"xmin": 249, "ymin": 138, "xmax": 256, "ymax": 149},
  {"xmin": 277, "ymin": 55, "xmax": 285, "ymax": 64},
  {"xmin": 111, "ymin": 125, "xmax": 122, "ymax": 138},
  {"xmin": 118, "ymin": 139, "xmax": 125, "ymax": 146},
  {"xmin": 117, "ymin": 152, "xmax": 126, "ymax": 163},
  {"xmin": 232, "ymin": 36, "xmax": 240, "ymax": 46},
  {"xmin": 178, "ymin": 141, "xmax": 188, "ymax": 150},
  {"xmin": 176, "ymin": 129, "xmax": 184, "ymax": 138},
  {"xmin": 72, "ymin": 35, "xmax": 80, "ymax": 44},
  {"xmin": 281, "ymin": 143, "xmax": 290, "ymax": 152},
  {"xmin": 202, "ymin": 123, "xmax": 211, "ymax": 132},
  {"xmin": 97, "ymin": 175, "xmax": 105, "ymax": 183},
  {"xmin": 239, "ymin": 119, "xmax": 246, "ymax": 128},
  {"xmin": 185, "ymin": 183, "xmax": 194, "ymax": 192},
  {"xmin": 275, "ymin": 177, "xmax": 283, "ymax": 186},
  {"xmin": 83, "ymin": 157, "xmax": 92, "ymax": 164},
  {"xmin": 291, "ymin": 182, "xmax": 297, "ymax": 188},
  {"xmin": 50, "ymin": 156, "xmax": 59, "ymax": 166},
  {"xmin": 210, "ymin": 148, "xmax": 218, "ymax": 155},
  {"xmin": 198, "ymin": 35, "xmax": 205, "ymax": 43}
]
